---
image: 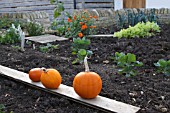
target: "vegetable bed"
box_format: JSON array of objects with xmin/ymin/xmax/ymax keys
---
[{"xmin": 0, "ymin": 24, "xmax": 170, "ymax": 113}]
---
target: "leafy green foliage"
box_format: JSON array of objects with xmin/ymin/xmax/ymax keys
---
[
  {"xmin": 113, "ymin": 22, "xmax": 160, "ymax": 38},
  {"xmin": 65, "ymin": 12, "xmax": 97, "ymax": 38},
  {"xmin": 12, "ymin": 45, "xmax": 22, "ymax": 50},
  {"xmin": 117, "ymin": 9, "xmax": 158, "ymax": 28},
  {"xmin": 51, "ymin": 18, "xmax": 67, "ymax": 36},
  {"xmin": 51, "ymin": 11, "xmax": 97, "ymax": 38},
  {"xmin": 128, "ymin": 10, "xmax": 147, "ymax": 27},
  {"xmin": 117, "ymin": 13, "xmax": 127, "ymax": 29},
  {"xmin": 0, "ymin": 24, "xmax": 21, "ymax": 44},
  {"xmin": 50, "ymin": 0, "xmax": 64, "ymax": 18},
  {"xmin": 0, "ymin": 104, "xmax": 5, "ymax": 113},
  {"xmin": 26, "ymin": 22, "xmax": 44, "ymax": 36},
  {"xmin": 71, "ymin": 37, "xmax": 92, "ymax": 64},
  {"xmin": 0, "ymin": 18, "xmax": 26, "ymax": 29},
  {"xmin": 39, "ymin": 43, "xmax": 59, "ymax": 53},
  {"xmin": 154, "ymin": 59, "xmax": 170, "ymax": 76},
  {"xmin": 113, "ymin": 52, "xmax": 143, "ymax": 77}
]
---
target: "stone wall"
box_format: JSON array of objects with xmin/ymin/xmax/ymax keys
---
[
  {"xmin": 0, "ymin": 0, "xmax": 114, "ymax": 21},
  {"xmin": 74, "ymin": 8, "xmax": 170, "ymax": 28},
  {"xmin": 0, "ymin": 11, "xmax": 51, "ymax": 30},
  {"xmin": 1, "ymin": 8, "xmax": 170, "ymax": 31},
  {"xmin": 0, "ymin": 0, "xmax": 75, "ymax": 21}
]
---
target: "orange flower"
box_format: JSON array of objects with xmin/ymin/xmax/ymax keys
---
[
  {"xmin": 68, "ymin": 18, "xmax": 72, "ymax": 22},
  {"xmin": 81, "ymin": 24, "xmax": 88, "ymax": 30},
  {"xmin": 93, "ymin": 26, "xmax": 96, "ymax": 28},
  {"xmin": 80, "ymin": 22, "xmax": 83, "ymax": 25},
  {"xmin": 74, "ymin": 16, "xmax": 76, "ymax": 20},
  {"xmin": 78, "ymin": 33, "xmax": 83, "ymax": 38},
  {"xmin": 90, "ymin": 26, "xmax": 93, "ymax": 28},
  {"xmin": 68, "ymin": 28, "xmax": 70, "ymax": 31},
  {"xmin": 89, "ymin": 15, "xmax": 93, "ymax": 18},
  {"xmin": 93, "ymin": 16, "xmax": 98, "ymax": 19}
]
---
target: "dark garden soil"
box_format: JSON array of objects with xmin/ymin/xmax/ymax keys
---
[{"xmin": 0, "ymin": 24, "xmax": 170, "ymax": 113}]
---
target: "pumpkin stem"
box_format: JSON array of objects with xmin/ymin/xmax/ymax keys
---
[
  {"xmin": 84, "ymin": 56, "xmax": 90, "ymax": 72},
  {"xmin": 41, "ymin": 67, "xmax": 48, "ymax": 73}
]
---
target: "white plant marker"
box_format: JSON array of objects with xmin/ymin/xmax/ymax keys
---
[
  {"xmin": 21, "ymin": 32, "xmax": 25, "ymax": 51},
  {"xmin": 17, "ymin": 24, "xmax": 25, "ymax": 51}
]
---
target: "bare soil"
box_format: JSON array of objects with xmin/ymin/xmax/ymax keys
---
[{"xmin": 0, "ymin": 24, "xmax": 170, "ymax": 113}]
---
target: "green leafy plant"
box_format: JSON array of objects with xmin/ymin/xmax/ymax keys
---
[
  {"xmin": 39, "ymin": 43, "xmax": 59, "ymax": 53},
  {"xmin": 26, "ymin": 21, "xmax": 44, "ymax": 36},
  {"xmin": 113, "ymin": 22, "xmax": 160, "ymax": 38},
  {"xmin": 128, "ymin": 10, "xmax": 147, "ymax": 27},
  {"xmin": 0, "ymin": 18, "xmax": 26, "ymax": 30},
  {"xmin": 12, "ymin": 45, "xmax": 22, "ymax": 50},
  {"xmin": 50, "ymin": 0, "xmax": 64, "ymax": 18},
  {"xmin": 113, "ymin": 52, "xmax": 143, "ymax": 77},
  {"xmin": 0, "ymin": 104, "xmax": 5, "ymax": 113},
  {"xmin": 0, "ymin": 24, "xmax": 21, "ymax": 44},
  {"xmin": 116, "ymin": 9, "xmax": 158, "ymax": 28},
  {"xmin": 65, "ymin": 11, "xmax": 97, "ymax": 38},
  {"xmin": 51, "ymin": 18, "xmax": 67, "ymax": 36},
  {"xmin": 154, "ymin": 59, "xmax": 170, "ymax": 76},
  {"xmin": 116, "ymin": 14, "xmax": 127, "ymax": 29},
  {"xmin": 71, "ymin": 37, "xmax": 92, "ymax": 64},
  {"xmin": 51, "ymin": 11, "xmax": 97, "ymax": 38}
]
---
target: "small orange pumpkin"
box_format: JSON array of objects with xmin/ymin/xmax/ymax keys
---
[
  {"xmin": 73, "ymin": 56, "xmax": 102, "ymax": 99},
  {"xmin": 29, "ymin": 68, "xmax": 42, "ymax": 82},
  {"xmin": 40, "ymin": 68, "xmax": 62, "ymax": 89}
]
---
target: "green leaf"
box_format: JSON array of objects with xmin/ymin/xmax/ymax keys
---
[
  {"xmin": 72, "ymin": 51, "xmax": 77, "ymax": 55},
  {"xmin": 158, "ymin": 59, "xmax": 167, "ymax": 67},
  {"xmin": 135, "ymin": 61, "xmax": 143, "ymax": 66},
  {"xmin": 50, "ymin": 0, "xmax": 55, "ymax": 4},
  {"xmin": 127, "ymin": 53, "xmax": 136, "ymax": 63},
  {"xmin": 54, "ymin": 9, "xmax": 61, "ymax": 18},
  {"xmin": 72, "ymin": 58, "xmax": 80, "ymax": 65},
  {"xmin": 78, "ymin": 49, "xmax": 87, "ymax": 56}
]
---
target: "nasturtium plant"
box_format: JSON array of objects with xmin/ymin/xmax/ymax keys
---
[
  {"xmin": 113, "ymin": 52, "xmax": 143, "ymax": 77},
  {"xmin": 113, "ymin": 22, "xmax": 160, "ymax": 38},
  {"xmin": 154, "ymin": 59, "xmax": 170, "ymax": 76}
]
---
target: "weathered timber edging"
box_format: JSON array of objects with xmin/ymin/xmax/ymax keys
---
[
  {"xmin": 0, "ymin": 65, "xmax": 140, "ymax": 113},
  {"xmin": 87, "ymin": 34, "xmax": 114, "ymax": 38}
]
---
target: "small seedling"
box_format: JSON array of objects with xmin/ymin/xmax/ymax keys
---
[
  {"xmin": 154, "ymin": 59, "xmax": 170, "ymax": 76},
  {"xmin": 71, "ymin": 37, "xmax": 92, "ymax": 64},
  {"xmin": 39, "ymin": 43, "xmax": 59, "ymax": 53},
  {"xmin": 113, "ymin": 52, "xmax": 143, "ymax": 77},
  {"xmin": 11, "ymin": 45, "xmax": 22, "ymax": 50}
]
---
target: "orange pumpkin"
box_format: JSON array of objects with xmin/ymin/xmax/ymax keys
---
[
  {"xmin": 73, "ymin": 56, "xmax": 102, "ymax": 99},
  {"xmin": 29, "ymin": 68, "xmax": 42, "ymax": 82},
  {"xmin": 40, "ymin": 68, "xmax": 62, "ymax": 89}
]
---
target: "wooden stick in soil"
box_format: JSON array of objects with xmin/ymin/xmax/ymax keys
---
[{"xmin": 84, "ymin": 56, "xmax": 90, "ymax": 72}]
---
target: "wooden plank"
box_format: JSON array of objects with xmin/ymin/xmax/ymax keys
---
[
  {"xmin": 25, "ymin": 35, "xmax": 68, "ymax": 43},
  {"xmin": 123, "ymin": 0, "xmax": 146, "ymax": 8},
  {"xmin": 0, "ymin": 65, "xmax": 140, "ymax": 113},
  {"xmin": 87, "ymin": 34, "xmax": 114, "ymax": 38},
  {"xmin": 76, "ymin": 0, "xmax": 114, "ymax": 3},
  {"xmin": 84, "ymin": 3, "xmax": 114, "ymax": 8}
]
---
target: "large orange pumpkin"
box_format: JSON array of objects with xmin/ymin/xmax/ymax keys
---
[
  {"xmin": 73, "ymin": 56, "xmax": 102, "ymax": 99},
  {"xmin": 40, "ymin": 68, "xmax": 62, "ymax": 89},
  {"xmin": 29, "ymin": 68, "xmax": 42, "ymax": 82}
]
